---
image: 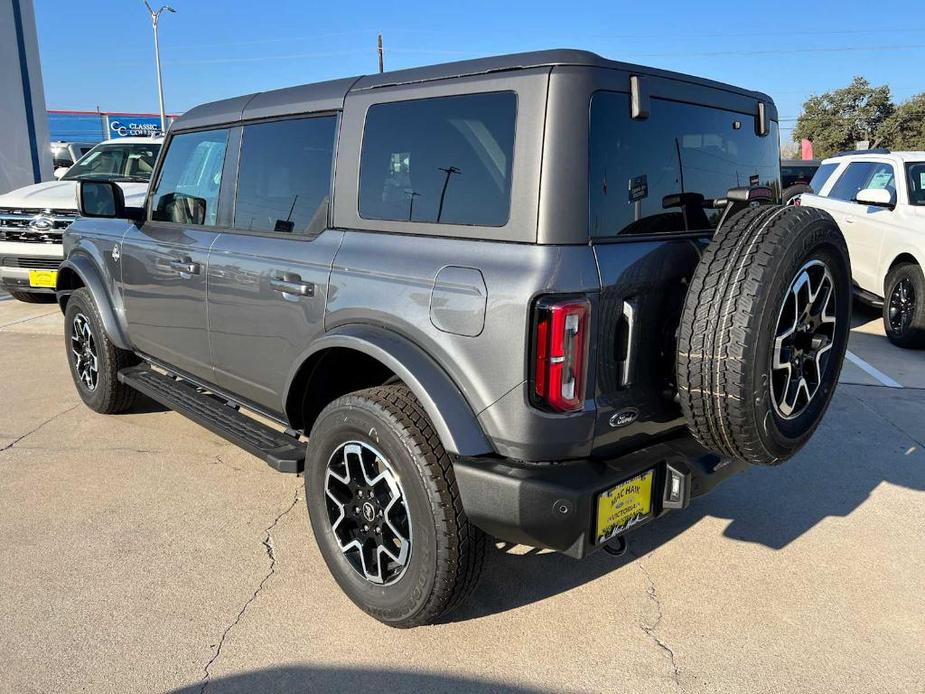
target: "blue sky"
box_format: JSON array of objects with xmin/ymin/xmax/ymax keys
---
[{"xmin": 35, "ymin": 0, "xmax": 925, "ymax": 144}]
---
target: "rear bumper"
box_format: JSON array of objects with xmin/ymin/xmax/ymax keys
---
[{"xmin": 454, "ymin": 437, "xmax": 746, "ymax": 559}]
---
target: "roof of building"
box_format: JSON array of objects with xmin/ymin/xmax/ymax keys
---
[{"xmin": 172, "ymin": 49, "xmax": 775, "ymax": 132}]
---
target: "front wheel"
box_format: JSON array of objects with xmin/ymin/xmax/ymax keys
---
[
  {"xmin": 9, "ymin": 290, "xmax": 56, "ymax": 304},
  {"xmin": 64, "ymin": 288, "xmax": 139, "ymax": 413},
  {"xmin": 883, "ymin": 263, "xmax": 925, "ymax": 349},
  {"xmin": 305, "ymin": 385, "xmax": 486, "ymax": 628}
]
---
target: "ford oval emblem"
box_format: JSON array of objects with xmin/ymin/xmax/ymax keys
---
[
  {"xmin": 29, "ymin": 214, "xmax": 54, "ymax": 232},
  {"xmin": 609, "ymin": 408, "xmax": 639, "ymax": 428}
]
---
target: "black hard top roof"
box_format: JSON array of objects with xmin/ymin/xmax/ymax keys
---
[{"xmin": 172, "ymin": 48, "xmax": 775, "ymax": 132}]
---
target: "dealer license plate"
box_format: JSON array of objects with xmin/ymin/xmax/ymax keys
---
[
  {"xmin": 28, "ymin": 270, "xmax": 57, "ymax": 288},
  {"xmin": 595, "ymin": 469, "xmax": 655, "ymax": 544}
]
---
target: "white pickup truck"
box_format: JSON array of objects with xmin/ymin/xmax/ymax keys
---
[
  {"xmin": 0, "ymin": 137, "xmax": 162, "ymax": 302},
  {"xmin": 798, "ymin": 150, "xmax": 925, "ymax": 348}
]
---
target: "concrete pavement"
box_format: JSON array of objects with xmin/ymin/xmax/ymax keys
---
[{"xmin": 1, "ymin": 294, "xmax": 923, "ymax": 694}]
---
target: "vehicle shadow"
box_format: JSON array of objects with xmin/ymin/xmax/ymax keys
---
[
  {"xmin": 851, "ymin": 299, "xmax": 881, "ymax": 329},
  {"xmin": 120, "ymin": 392, "xmax": 168, "ymax": 414},
  {"xmin": 448, "ymin": 389, "xmax": 925, "ymax": 623},
  {"xmin": 169, "ymin": 665, "xmax": 550, "ymax": 694}
]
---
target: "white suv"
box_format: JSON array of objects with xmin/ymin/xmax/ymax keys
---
[
  {"xmin": 0, "ymin": 137, "xmax": 162, "ymax": 303},
  {"xmin": 798, "ymin": 150, "xmax": 925, "ymax": 348}
]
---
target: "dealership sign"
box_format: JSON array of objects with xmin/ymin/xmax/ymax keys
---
[{"xmin": 105, "ymin": 115, "xmax": 163, "ymax": 137}]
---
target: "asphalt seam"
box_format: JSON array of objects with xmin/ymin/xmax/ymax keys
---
[
  {"xmin": 0, "ymin": 403, "xmax": 80, "ymax": 453},
  {"xmin": 636, "ymin": 559, "xmax": 683, "ymax": 692},
  {"xmin": 844, "ymin": 387, "xmax": 925, "ymax": 451},
  {"xmin": 0, "ymin": 311, "xmax": 59, "ymax": 330},
  {"xmin": 198, "ymin": 485, "xmax": 301, "ymax": 694}
]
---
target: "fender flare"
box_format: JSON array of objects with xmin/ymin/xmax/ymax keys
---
[
  {"xmin": 288, "ymin": 324, "xmax": 494, "ymax": 457},
  {"xmin": 56, "ymin": 254, "xmax": 132, "ymax": 350}
]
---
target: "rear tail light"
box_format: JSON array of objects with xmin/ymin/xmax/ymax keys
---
[{"xmin": 532, "ymin": 297, "xmax": 590, "ymax": 412}]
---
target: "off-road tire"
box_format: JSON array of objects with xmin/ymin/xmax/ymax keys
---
[
  {"xmin": 677, "ymin": 206, "xmax": 851, "ymax": 466},
  {"xmin": 64, "ymin": 288, "xmax": 139, "ymax": 413},
  {"xmin": 883, "ymin": 262, "xmax": 925, "ymax": 349},
  {"xmin": 9, "ymin": 290, "xmax": 56, "ymax": 303},
  {"xmin": 305, "ymin": 384, "xmax": 486, "ymax": 628}
]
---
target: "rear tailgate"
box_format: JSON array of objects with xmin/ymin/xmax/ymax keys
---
[{"xmin": 591, "ymin": 237, "xmax": 708, "ymax": 456}]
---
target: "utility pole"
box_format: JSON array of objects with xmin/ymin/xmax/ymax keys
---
[
  {"xmin": 143, "ymin": 1, "xmax": 176, "ymax": 133},
  {"xmin": 377, "ymin": 33, "xmax": 384, "ymax": 73},
  {"xmin": 406, "ymin": 190, "xmax": 421, "ymax": 220},
  {"xmin": 436, "ymin": 166, "xmax": 461, "ymax": 222}
]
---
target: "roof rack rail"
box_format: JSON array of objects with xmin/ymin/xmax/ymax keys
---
[{"xmin": 834, "ymin": 147, "xmax": 891, "ymax": 157}]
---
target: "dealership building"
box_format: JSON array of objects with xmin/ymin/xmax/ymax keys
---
[{"xmin": 48, "ymin": 109, "xmax": 179, "ymax": 143}]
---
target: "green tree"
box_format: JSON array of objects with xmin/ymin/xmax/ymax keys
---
[
  {"xmin": 879, "ymin": 93, "xmax": 925, "ymax": 150},
  {"xmin": 793, "ymin": 77, "xmax": 894, "ymax": 158}
]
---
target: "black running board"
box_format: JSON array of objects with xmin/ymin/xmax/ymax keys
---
[{"xmin": 118, "ymin": 365, "xmax": 304, "ymax": 473}]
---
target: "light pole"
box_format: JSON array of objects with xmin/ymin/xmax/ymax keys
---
[{"xmin": 143, "ymin": 1, "xmax": 175, "ymax": 133}]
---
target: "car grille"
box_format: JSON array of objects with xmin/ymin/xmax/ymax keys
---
[
  {"xmin": 0, "ymin": 207, "xmax": 76, "ymax": 243},
  {"xmin": 1, "ymin": 256, "xmax": 61, "ymax": 270}
]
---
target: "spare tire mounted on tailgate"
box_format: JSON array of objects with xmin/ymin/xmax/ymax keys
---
[{"xmin": 677, "ymin": 205, "xmax": 851, "ymax": 466}]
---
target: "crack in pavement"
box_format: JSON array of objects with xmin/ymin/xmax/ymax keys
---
[
  {"xmin": 1, "ymin": 404, "xmax": 80, "ymax": 453},
  {"xmin": 198, "ymin": 486, "xmax": 302, "ymax": 694},
  {"xmin": 210, "ymin": 454, "xmax": 244, "ymax": 472},
  {"xmin": 637, "ymin": 560, "xmax": 683, "ymax": 692}
]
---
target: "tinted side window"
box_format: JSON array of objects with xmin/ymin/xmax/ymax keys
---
[
  {"xmin": 907, "ymin": 163, "xmax": 925, "ymax": 206},
  {"xmin": 234, "ymin": 115, "xmax": 337, "ymax": 234},
  {"xmin": 809, "ymin": 162, "xmax": 839, "ymax": 194},
  {"xmin": 828, "ymin": 162, "xmax": 876, "ymax": 202},
  {"xmin": 151, "ymin": 129, "xmax": 229, "ymax": 226},
  {"xmin": 359, "ymin": 92, "xmax": 516, "ymax": 226},
  {"xmin": 781, "ymin": 165, "xmax": 818, "ymax": 188},
  {"xmin": 590, "ymin": 92, "xmax": 781, "ymax": 237}
]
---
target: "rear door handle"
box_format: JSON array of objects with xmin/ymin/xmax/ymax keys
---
[
  {"xmin": 271, "ymin": 276, "xmax": 314, "ymax": 297},
  {"xmin": 169, "ymin": 259, "xmax": 200, "ymax": 274},
  {"xmin": 619, "ymin": 299, "xmax": 636, "ymax": 387}
]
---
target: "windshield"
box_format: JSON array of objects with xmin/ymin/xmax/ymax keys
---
[
  {"xmin": 62, "ymin": 142, "xmax": 162, "ymax": 182},
  {"xmin": 590, "ymin": 92, "xmax": 781, "ymax": 237},
  {"xmin": 907, "ymin": 163, "xmax": 925, "ymax": 206}
]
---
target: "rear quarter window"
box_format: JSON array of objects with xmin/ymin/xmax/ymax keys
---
[
  {"xmin": 808, "ymin": 162, "xmax": 839, "ymax": 195},
  {"xmin": 589, "ymin": 92, "xmax": 780, "ymax": 238},
  {"xmin": 358, "ymin": 91, "xmax": 516, "ymax": 227},
  {"xmin": 907, "ymin": 163, "xmax": 925, "ymax": 206}
]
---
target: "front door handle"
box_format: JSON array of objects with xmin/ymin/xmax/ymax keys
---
[
  {"xmin": 271, "ymin": 276, "xmax": 314, "ymax": 297},
  {"xmin": 844, "ymin": 218, "xmax": 855, "ymax": 224},
  {"xmin": 169, "ymin": 259, "xmax": 201, "ymax": 274}
]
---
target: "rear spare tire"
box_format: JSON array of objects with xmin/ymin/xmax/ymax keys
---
[{"xmin": 677, "ymin": 206, "xmax": 851, "ymax": 466}]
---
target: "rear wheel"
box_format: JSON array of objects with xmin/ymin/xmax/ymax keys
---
[
  {"xmin": 883, "ymin": 263, "xmax": 925, "ymax": 349},
  {"xmin": 677, "ymin": 206, "xmax": 851, "ymax": 466},
  {"xmin": 64, "ymin": 288, "xmax": 139, "ymax": 413},
  {"xmin": 9, "ymin": 290, "xmax": 56, "ymax": 304},
  {"xmin": 304, "ymin": 385, "xmax": 486, "ymax": 628}
]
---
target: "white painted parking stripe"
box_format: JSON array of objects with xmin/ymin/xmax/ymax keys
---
[{"xmin": 845, "ymin": 350, "xmax": 903, "ymax": 389}]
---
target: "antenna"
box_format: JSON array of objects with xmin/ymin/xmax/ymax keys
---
[{"xmin": 377, "ymin": 33, "xmax": 384, "ymax": 73}]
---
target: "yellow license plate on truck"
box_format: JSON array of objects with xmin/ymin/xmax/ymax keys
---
[
  {"xmin": 28, "ymin": 270, "xmax": 57, "ymax": 288},
  {"xmin": 595, "ymin": 470, "xmax": 654, "ymax": 544}
]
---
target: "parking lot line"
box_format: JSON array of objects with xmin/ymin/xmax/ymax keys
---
[{"xmin": 845, "ymin": 350, "xmax": 903, "ymax": 389}]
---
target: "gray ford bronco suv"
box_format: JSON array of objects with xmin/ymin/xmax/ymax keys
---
[{"xmin": 57, "ymin": 50, "xmax": 851, "ymax": 627}]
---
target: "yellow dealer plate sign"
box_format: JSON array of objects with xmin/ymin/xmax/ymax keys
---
[
  {"xmin": 595, "ymin": 469, "xmax": 654, "ymax": 544},
  {"xmin": 28, "ymin": 270, "xmax": 58, "ymax": 288}
]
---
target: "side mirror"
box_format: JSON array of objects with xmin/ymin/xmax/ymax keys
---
[
  {"xmin": 53, "ymin": 166, "xmax": 70, "ymax": 179},
  {"xmin": 856, "ymin": 187, "xmax": 895, "ymax": 209},
  {"xmin": 77, "ymin": 180, "xmax": 144, "ymax": 222}
]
